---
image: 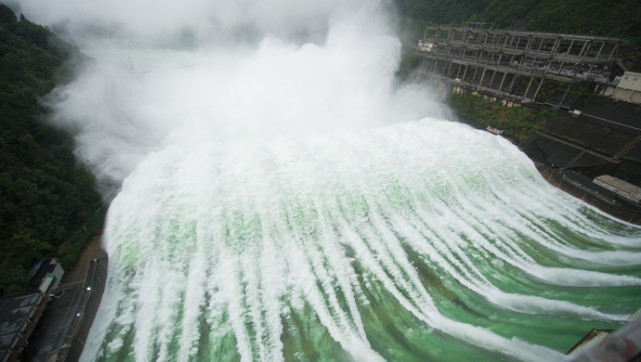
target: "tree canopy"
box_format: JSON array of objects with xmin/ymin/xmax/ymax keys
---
[
  {"xmin": 395, "ymin": 0, "xmax": 641, "ymax": 38},
  {"xmin": 0, "ymin": 4, "xmax": 102, "ymax": 295}
]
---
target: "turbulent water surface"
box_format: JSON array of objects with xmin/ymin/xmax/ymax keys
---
[
  {"xmin": 77, "ymin": 119, "xmax": 641, "ymax": 362},
  {"xmin": 76, "ymin": 55, "xmax": 641, "ymax": 361},
  {"xmin": 14, "ymin": 0, "xmax": 641, "ymax": 360}
]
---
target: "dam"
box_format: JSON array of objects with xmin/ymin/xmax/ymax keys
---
[
  {"xmin": 415, "ymin": 25, "xmax": 622, "ymax": 104},
  {"xmin": 11, "ymin": 1, "xmax": 641, "ymax": 360},
  {"xmin": 413, "ymin": 25, "xmax": 641, "ymax": 225}
]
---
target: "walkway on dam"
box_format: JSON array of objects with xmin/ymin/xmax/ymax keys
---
[{"xmin": 24, "ymin": 236, "xmax": 108, "ymax": 361}]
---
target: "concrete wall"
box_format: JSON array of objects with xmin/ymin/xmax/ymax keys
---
[
  {"xmin": 64, "ymin": 257, "xmax": 108, "ymax": 362},
  {"xmin": 610, "ymin": 71, "xmax": 641, "ymax": 105},
  {"xmin": 612, "ymin": 88, "xmax": 641, "ymax": 104},
  {"xmin": 539, "ymin": 168, "xmax": 641, "ymax": 225},
  {"xmin": 618, "ymin": 71, "xmax": 641, "ymax": 92},
  {"xmin": 51, "ymin": 257, "xmax": 108, "ymax": 362}
]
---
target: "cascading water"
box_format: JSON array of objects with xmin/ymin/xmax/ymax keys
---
[
  {"xmin": 15, "ymin": 0, "xmax": 641, "ymax": 360},
  {"xmin": 79, "ymin": 120, "xmax": 641, "ymax": 361},
  {"xmin": 72, "ymin": 55, "xmax": 641, "ymax": 361}
]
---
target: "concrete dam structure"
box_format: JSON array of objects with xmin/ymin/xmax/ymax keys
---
[{"xmin": 415, "ymin": 25, "xmax": 622, "ymax": 105}]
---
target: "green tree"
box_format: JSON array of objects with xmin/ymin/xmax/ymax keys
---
[{"xmin": 0, "ymin": 4, "xmax": 103, "ymax": 295}]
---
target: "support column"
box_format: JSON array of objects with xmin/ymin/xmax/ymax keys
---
[
  {"xmin": 479, "ymin": 67, "xmax": 488, "ymax": 89},
  {"xmin": 595, "ymin": 41, "xmax": 605, "ymax": 59},
  {"xmin": 499, "ymin": 70, "xmax": 508, "ymax": 92},
  {"xmin": 517, "ymin": 35, "xmax": 526, "ymax": 50},
  {"xmin": 509, "ymin": 74, "xmax": 518, "ymax": 93},
  {"xmin": 608, "ymin": 42, "xmax": 618, "ymax": 61},
  {"xmin": 489, "ymin": 69, "xmax": 497, "ymax": 88},
  {"xmin": 524, "ymin": 76, "xmax": 535, "ymax": 100},
  {"xmin": 567, "ymin": 39, "xmax": 575, "ymax": 55},
  {"xmin": 578, "ymin": 40, "xmax": 589, "ymax": 58},
  {"xmin": 585, "ymin": 41, "xmax": 592, "ymax": 58},
  {"xmin": 559, "ymin": 83, "xmax": 572, "ymax": 107},
  {"xmin": 579, "ymin": 40, "xmax": 590, "ymax": 59},
  {"xmin": 559, "ymin": 61, "xmax": 566, "ymax": 74},
  {"xmin": 533, "ymin": 78, "xmax": 545, "ymax": 101},
  {"xmin": 519, "ymin": 54, "xmax": 527, "ymax": 67},
  {"xmin": 552, "ymin": 38, "xmax": 561, "ymax": 54},
  {"xmin": 571, "ymin": 62, "xmax": 580, "ymax": 77}
]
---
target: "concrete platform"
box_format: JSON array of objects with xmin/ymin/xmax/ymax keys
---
[{"xmin": 23, "ymin": 285, "xmax": 85, "ymax": 361}]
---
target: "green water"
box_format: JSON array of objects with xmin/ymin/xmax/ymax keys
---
[{"xmin": 79, "ymin": 121, "xmax": 641, "ymax": 361}]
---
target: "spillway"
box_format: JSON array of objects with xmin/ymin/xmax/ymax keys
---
[
  {"xmin": 19, "ymin": 0, "xmax": 640, "ymax": 359},
  {"xmin": 80, "ymin": 119, "xmax": 641, "ymax": 361}
]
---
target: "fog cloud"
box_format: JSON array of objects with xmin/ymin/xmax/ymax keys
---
[
  {"xmin": 18, "ymin": 0, "xmax": 448, "ymax": 195},
  {"xmin": 16, "ymin": 0, "xmax": 378, "ymax": 45}
]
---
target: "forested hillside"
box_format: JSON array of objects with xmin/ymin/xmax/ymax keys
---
[
  {"xmin": 477, "ymin": 0, "xmax": 640, "ymax": 37},
  {"xmin": 0, "ymin": 4, "xmax": 102, "ymax": 295},
  {"xmin": 395, "ymin": 0, "xmax": 641, "ymax": 37}
]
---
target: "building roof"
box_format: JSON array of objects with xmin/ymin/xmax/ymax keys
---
[{"xmin": 0, "ymin": 291, "xmax": 44, "ymax": 357}]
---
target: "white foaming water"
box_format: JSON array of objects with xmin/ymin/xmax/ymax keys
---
[
  {"xmin": 78, "ymin": 120, "xmax": 641, "ymax": 361},
  {"xmin": 13, "ymin": 0, "xmax": 641, "ymax": 360}
]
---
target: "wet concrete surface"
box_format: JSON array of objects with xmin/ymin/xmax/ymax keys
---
[
  {"xmin": 23, "ymin": 285, "xmax": 84, "ymax": 361},
  {"xmin": 24, "ymin": 246, "xmax": 108, "ymax": 361}
]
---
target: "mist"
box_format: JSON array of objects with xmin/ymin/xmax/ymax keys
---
[
  {"xmin": 14, "ymin": 0, "xmax": 449, "ymax": 195},
  {"xmin": 14, "ymin": 1, "xmax": 641, "ymax": 361}
]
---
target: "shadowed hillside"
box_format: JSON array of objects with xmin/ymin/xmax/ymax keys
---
[{"xmin": 0, "ymin": 4, "xmax": 102, "ymax": 295}]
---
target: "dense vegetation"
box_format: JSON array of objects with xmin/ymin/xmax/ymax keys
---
[
  {"xmin": 447, "ymin": 93, "xmax": 548, "ymax": 141},
  {"xmin": 0, "ymin": 4, "xmax": 103, "ymax": 295},
  {"xmin": 395, "ymin": 0, "xmax": 641, "ymax": 37}
]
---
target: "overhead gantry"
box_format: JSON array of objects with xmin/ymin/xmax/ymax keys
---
[{"xmin": 415, "ymin": 26, "xmax": 622, "ymax": 104}]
